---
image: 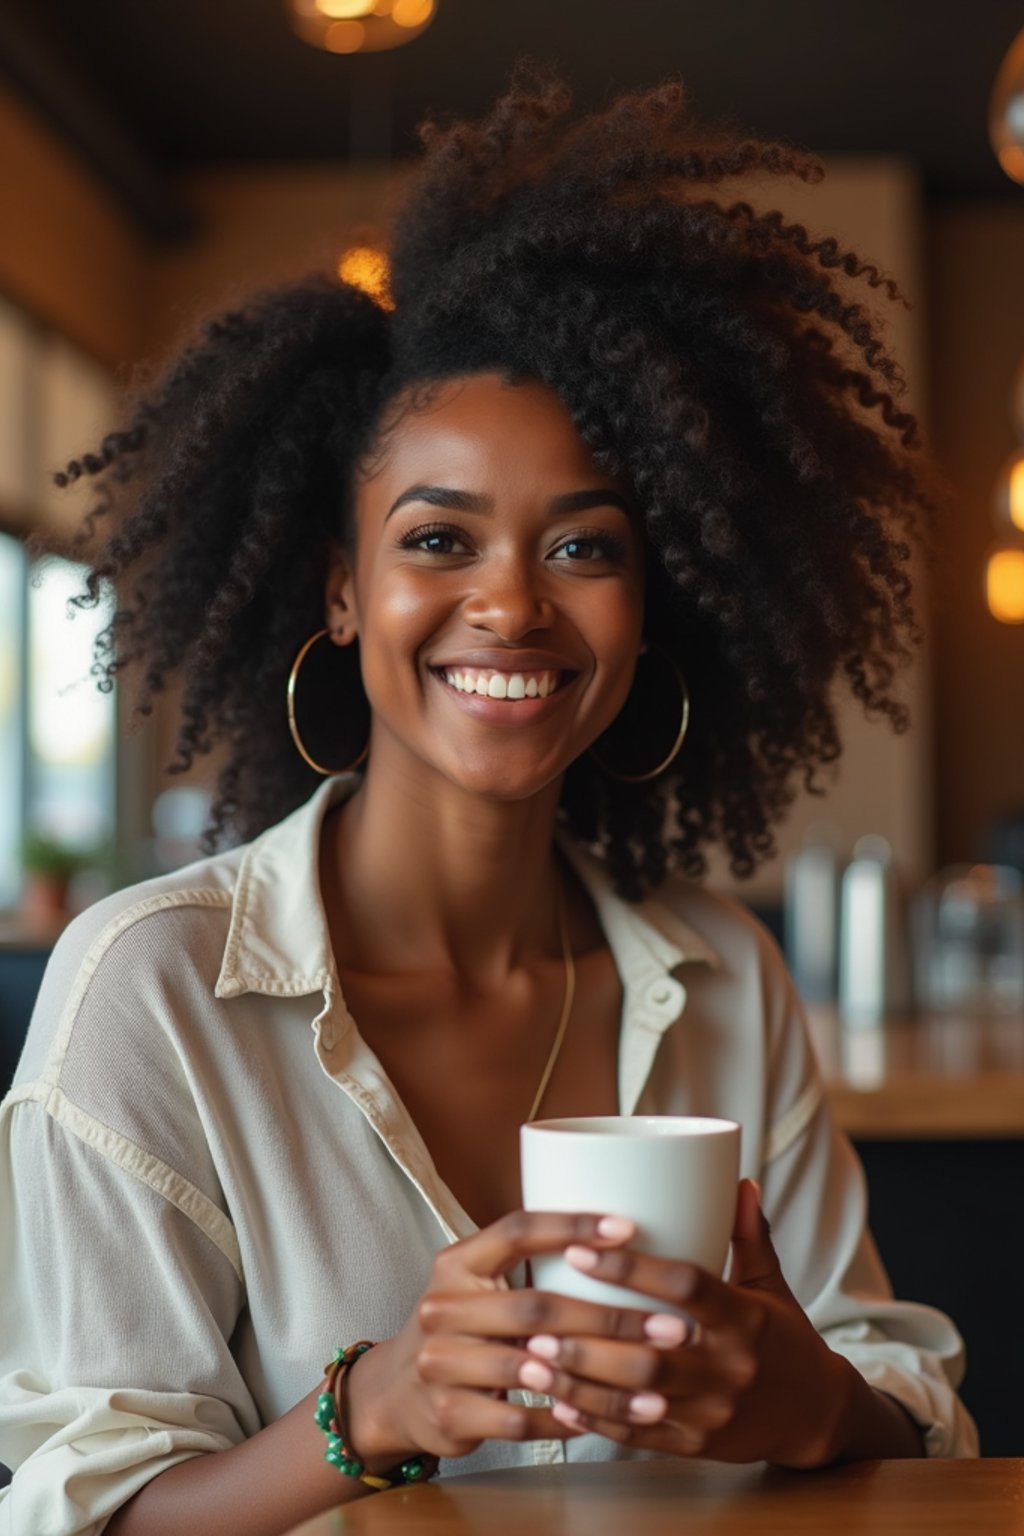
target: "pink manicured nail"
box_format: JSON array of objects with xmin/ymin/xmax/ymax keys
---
[
  {"xmin": 644, "ymin": 1313, "xmax": 687, "ymax": 1346},
  {"xmin": 526, "ymin": 1335, "xmax": 561, "ymax": 1361},
  {"xmin": 552, "ymin": 1401, "xmax": 582, "ymax": 1428},
  {"xmin": 564, "ymin": 1245, "xmax": 600, "ymax": 1271},
  {"xmin": 596, "ymin": 1215, "xmax": 634, "ymax": 1240},
  {"xmin": 629, "ymin": 1392, "xmax": 668, "ymax": 1423},
  {"xmin": 519, "ymin": 1359, "xmax": 554, "ymax": 1392}
]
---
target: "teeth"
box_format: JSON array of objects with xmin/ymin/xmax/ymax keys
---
[{"xmin": 440, "ymin": 668, "xmax": 562, "ymax": 700}]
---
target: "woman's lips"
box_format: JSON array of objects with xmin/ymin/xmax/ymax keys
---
[
  {"xmin": 437, "ymin": 665, "xmax": 565, "ymax": 700},
  {"xmin": 430, "ymin": 666, "xmax": 579, "ymax": 722}
]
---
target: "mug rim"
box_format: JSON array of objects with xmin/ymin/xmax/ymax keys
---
[{"xmin": 522, "ymin": 1114, "xmax": 740, "ymax": 1138}]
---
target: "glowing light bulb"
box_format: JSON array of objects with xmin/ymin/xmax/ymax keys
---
[
  {"xmin": 393, "ymin": 0, "xmax": 433, "ymax": 27},
  {"xmin": 1012, "ymin": 460, "xmax": 1024, "ymax": 533},
  {"xmin": 992, "ymin": 448, "xmax": 1024, "ymax": 534},
  {"xmin": 338, "ymin": 246, "xmax": 393, "ymax": 309},
  {"xmin": 316, "ymin": 0, "xmax": 374, "ymax": 14},
  {"xmin": 285, "ymin": 0, "xmax": 437, "ymax": 52},
  {"xmin": 986, "ymin": 545, "xmax": 1024, "ymax": 623},
  {"xmin": 325, "ymin": 19, "xmax": 365, "ymax": 50},
  {"xmin": 990, "ymin": 25, "xmax": 1024, "ymax": 184}
]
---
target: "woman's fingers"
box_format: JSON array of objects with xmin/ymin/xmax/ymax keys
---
[
  {"xmin": 551, "ymin": 1396, "xmax": 737, "ymax": 1456},
  {"xmin": 420, "ymin": 1387, "xmax": 586, "ymax": 1452},
  {"xmin": 563, "ymin": 1244, "xmax": 738, "ymax": 1333},
  {"xmin": 522, "ymin": 1332, "xmax": 738, "ymax": 1405},
  {"xmin": 419, "ymin": 1286, "xmax": 664, "ymax": 1345},
  {"xmin": 445, "ymin": 1210, "xmax": 635, "ymax": 1283},
  {"xmin": 416, "ymin": 1335, "xmax": 531, "ymax": 1393}
]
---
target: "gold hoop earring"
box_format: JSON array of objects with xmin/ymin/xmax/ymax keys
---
[
  {"xmin": 287, "ymin": 628, "xmax": 370, "ymax": 776},
  {"xmin": 589, "ymin": 644, "xmax": 690, "ymax": 784}
]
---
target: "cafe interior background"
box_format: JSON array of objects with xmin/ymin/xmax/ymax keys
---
[{"xmin": 0, "ymin": 0, "xmax": 1022, "ymax": 1456}]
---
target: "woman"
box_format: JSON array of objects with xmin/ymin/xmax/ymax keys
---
[{"xmin": 0, "ymin": 71, "xmax": 976, "ymax": 1536}]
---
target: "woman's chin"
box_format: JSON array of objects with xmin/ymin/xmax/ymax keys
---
[{"xmin": 437, "ymin": 753, "xmax": 570, "ymax": 804}]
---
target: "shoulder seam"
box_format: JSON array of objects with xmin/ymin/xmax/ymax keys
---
[
  {"xmin": 40, "ymin": 888, "xmax": 234, "ymax": 1091},
  {"xmin": 8, "ymin": 1082, "xmax": 244, "ymax": 1282}
]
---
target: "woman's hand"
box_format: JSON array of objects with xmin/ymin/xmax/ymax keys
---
[
  {"xmin": 345, "ymin": 1209, "xmax": 698, "ymax": 1469},
  {"xmin": 517, "ymin": 1180, "xmax": 899, "ymax": 1469}
]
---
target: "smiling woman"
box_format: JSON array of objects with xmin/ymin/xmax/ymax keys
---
[{"xmin": 0, "ymin": 65, "xmax": 976, "ymax": 1536}]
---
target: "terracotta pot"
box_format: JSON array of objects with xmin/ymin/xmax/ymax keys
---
[{"xmin": 21, "ymin": 873, "xmax": 71, "ymax": 920}]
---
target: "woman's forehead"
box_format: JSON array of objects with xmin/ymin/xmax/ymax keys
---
[{"xmin": 358, "ymin": 372, "xmax": 620, "ymax": 498}]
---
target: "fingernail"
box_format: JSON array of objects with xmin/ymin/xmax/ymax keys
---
[
  {"xmin": 526, "ymin": 1335, "xmax": 560, "ymax": 1361},
  {"xmin": 644, "ymin": 1313, "xmax": 686, "ymax": 1346},
  {"xmin": 750, "ymin": 1179, "xmax": 762, "ymax": 1204},
  {"xmin": 564, "ymin": 1245, "xmax": 599, "ymax": 1272},
  {"xmin": 596, "ymin": 1215, "xmax": 634, "ymax": 1241},
  {"xmin": 552, "ymin": 1400, "xmax": 582, "ymax": 1428},
  {"xmin": 519, "ymin": 1359, "xmax": 554, "ymax": 1392},
  {"xmin": 629, "ymin": 1391, "xmax": 668, "ymax": 1423}
]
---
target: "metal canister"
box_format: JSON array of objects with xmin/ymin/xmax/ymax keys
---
[
  {"xmin": 784, "ymin": 830, "xmax": 841, "ymax": 1004},
  {"xmin": 838, "ymin": 834, "xmax": 911, "ymax": 1026}
]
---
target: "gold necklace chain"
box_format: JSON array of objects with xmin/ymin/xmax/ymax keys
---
[{"xmin": 525, "ymin": 876, "xmax": 576, "ymax": 1125}]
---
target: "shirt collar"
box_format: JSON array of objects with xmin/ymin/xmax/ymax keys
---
[
  {"xmin": 215, "ymin": 776, "xmax": 346, "ymax": 1000},
  {"xmin": 215, "ymin": 777, "xmax": 719, "ymax": 1001}
]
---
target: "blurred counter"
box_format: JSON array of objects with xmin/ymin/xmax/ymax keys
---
[{"xmin": 807, "ymin": 1005, "xmax": 1024, "ymax": 1139}]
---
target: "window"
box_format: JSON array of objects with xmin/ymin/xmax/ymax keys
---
[
  {"xmin": 0, "ymin": 301, "xmax": 121, "ymax": 913},
  {"xmin": 0, "ymin": 534, "xmax": 25, "ymax": 906},
  {"xmin": 26, "ymin": 556, "xmax": 116, "ymax": 853}
]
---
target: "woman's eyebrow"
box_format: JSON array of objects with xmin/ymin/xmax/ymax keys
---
[{"xmin": 386, "ymin": 485, "xmax": 632, "ymax": 519}]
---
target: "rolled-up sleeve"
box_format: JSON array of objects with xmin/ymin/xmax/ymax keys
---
[
  {"xmin": 758, "ymin": 949, "xmax": 978, "ymax": 1458},
  {"xmin": 0, "ymin": 1097, "xmax": 257, "ymax": 1535},
  {"xmin": 0, "ymin": 897, "xmax": 260, "ymax": 1535}
]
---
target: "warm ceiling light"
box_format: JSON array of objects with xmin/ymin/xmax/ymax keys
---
[
  {"xmin": 325, "ymin": 19, "xmax": 365, "ymax": 51},
  {"xmin": 286, "ymin": 0, "xmax": 436, "ymax": 52},
  {"xmin": 393, "ymin": 0, "xmax": 433, "ymax": 26},
  {"xmin": 990, "ymin": 25, "xmax": 1024, "ymax": 184},
  {"xmin": 986, "ymin": 545, "xmax": 1024, "ymax": 624},
  {"xmin": 992, "ymin": 449, "xmax": 1024, "ymax": 534},
  {"xmin": 338, "ymin": 245, "xmax": 394, "ymax": 309},
  {"xmin": 316, "ymin": 0, "xmax": 374, "ymax": 14},
  {"xmin": 1012, "ymin": 460, "xmax": 1024, "ymax": 534}
]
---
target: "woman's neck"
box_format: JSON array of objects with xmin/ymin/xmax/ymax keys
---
[{"xmin": 320, "ymin": 750, "xmax": 569, "ymax": 988}]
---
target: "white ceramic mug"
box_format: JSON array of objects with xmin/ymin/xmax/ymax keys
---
[{"xmin": 520, "ymin": 1115, "xmax": 741, "ymax": 1313}]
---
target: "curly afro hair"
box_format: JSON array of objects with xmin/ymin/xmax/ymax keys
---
[{"xmin": 62, "ymin": 67, "xmax": 937, "ymax": 901}]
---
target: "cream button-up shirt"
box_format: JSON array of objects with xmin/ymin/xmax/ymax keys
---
[{"xmin": 0, "ymin": 778, "xmax": 977, "ymax": 1534}]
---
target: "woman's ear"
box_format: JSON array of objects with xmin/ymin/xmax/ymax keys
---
[{"xmin": 324, "ymin": 548, "xmax": 359, "ymax": 646}]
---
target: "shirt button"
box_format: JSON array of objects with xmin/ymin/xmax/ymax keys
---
[
  {"xmin": 644, "ymin": 977, "xmax": 685, "ymax": 1013},
  {"xmin": 320, "ymin": 1022, "xmax": 336, "ymax": 1050}
]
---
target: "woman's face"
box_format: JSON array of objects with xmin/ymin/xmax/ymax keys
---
[{"xmin": 332, "ymin": 372, "xmax": 645, "ymax": 800}]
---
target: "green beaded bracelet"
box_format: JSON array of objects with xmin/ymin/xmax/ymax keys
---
[{"xmin": 316, "ymin": 1340, "xmax": 439, "ymax": 1492}]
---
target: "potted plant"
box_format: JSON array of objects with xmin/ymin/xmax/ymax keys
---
[{"xmin": 20, "ymin": 831, "xmax": 90, "ymax": 920}]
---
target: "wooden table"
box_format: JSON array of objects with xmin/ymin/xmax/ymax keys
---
[
  {"xmin": 288, "ymin": 1456, "xmax": 1024, "ymax": 1536},
  {"xmin": 807, "ymin": 1005, "xmax": 1024, "ymax": 1139}
]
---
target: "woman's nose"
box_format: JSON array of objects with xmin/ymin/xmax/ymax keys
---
[{"xmin": 462, "ymin": 559, "xmax": 555, "ymax": 639}]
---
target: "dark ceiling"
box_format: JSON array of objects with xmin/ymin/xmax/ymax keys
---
[{"xmin": 2, "ymin": 0, "xmax": 1023, "ymax": 240}]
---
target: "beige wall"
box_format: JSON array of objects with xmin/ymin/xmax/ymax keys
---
[
  {"xmin": 146, "ymin": 164, "xmax": 408, "ymax": 359},
  {"xmin": 927, "ymin": 205, "xmax": 1024, "ymax": 865},
  {"xmin": 706, "ymin": 159, "xmax": 932, "ymax": 900},
  {"xmin": 0, "ymin": 87, "xmax": 146, "ymax": 371}
]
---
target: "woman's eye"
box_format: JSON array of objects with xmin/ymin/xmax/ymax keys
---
[
  {"xmin": 552, "ymin": 534, "xmax": 626, "ymax": 563},
  {"xmin": 398, "ymin": 523, "xmax": 468, "ymax": 555}
]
